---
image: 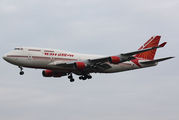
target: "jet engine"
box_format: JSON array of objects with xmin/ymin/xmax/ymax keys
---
[
  {"xmin": 42, "ymin": 70, "xmax": 53, "ymax": 77},
  {"xmin": 53, "ymin": 73, "xmax": 63, "ymax": 77},
  {"xmin": 109, "ymin": 56, "xmax": 121, "ymax": 64},
  {"xmin": 42, "ymin": 70, "xmax": 67, "ymax": 77},
  {"xmin": 73, "ymin": 62, "xmax": 87, "ymax": 70}
]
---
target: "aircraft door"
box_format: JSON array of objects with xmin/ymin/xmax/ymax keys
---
[
  {"xmin": 78, "ymin": 57, "xmax": 81, "ymax": 61},
  {"xmin": 28, "ymin": 55, "xmax": 32, "ymax": 60},
  {"xmin": 41, "ymin": 49, "xmax": 44, "ymax": 55},
  {"xmin": 50, "ymin": 57, "xmax": 54, "ymax": 62}
]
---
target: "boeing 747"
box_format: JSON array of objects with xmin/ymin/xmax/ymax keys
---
[{"xmin": 3, "ymin": 36, "xmax": 174, "ymax": 82}]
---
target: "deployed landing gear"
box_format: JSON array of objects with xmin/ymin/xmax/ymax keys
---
[
  {"xmin": 68, "ymin": 73, "xmax": 75, "ymax": 82},
  {"xmin": 79, "ymin": 73, "xmax": 92, "ymax": 80},
  {"xmin": 20, "ymin": 71, "xmax": 24, "ymax": 75},
  {"xmin": 67, "ymin": 72, "xmax": 92, "ymax": 82},
  {"xmin": 70, "ymin": 79, "xmax": 75, "ymax": 82},
  {"xmin": 19, "ymin": 66, "xmax": 24, "ymax": 75}
]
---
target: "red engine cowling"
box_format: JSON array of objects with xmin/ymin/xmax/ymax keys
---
[
  {"xmin": 53, "ymin": 73, "xmax": 62, "ymax": 77},
  {"xmin": 74, "ymin": 62, "xmax": 86, "ymax": 70},
  {"xmin": 42, "ymin": 70, "xmax": 66, "ymax": 77},
  {"xmin": 109, "ymin": 56, "xmax": 120, "ymax": 64},
  {"xmin": 42, "ymin": 70, "xmax": 53, "ymax": 77}
]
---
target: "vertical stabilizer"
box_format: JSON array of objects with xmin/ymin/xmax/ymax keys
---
[{"xmin": 135, "ymin": 36, "xmax": 161, "ymax": 60}]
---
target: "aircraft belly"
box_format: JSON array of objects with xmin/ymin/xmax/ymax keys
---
[{"xmin": 103, "ymin": 63, "xmax": 133, "ymax": 73}]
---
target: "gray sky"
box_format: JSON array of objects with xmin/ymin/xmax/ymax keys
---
[{"xmin": 0, "ymin": 0, "xmax": 179, "ymax": 120}]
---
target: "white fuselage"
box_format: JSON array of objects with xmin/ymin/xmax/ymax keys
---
[{"xmin": 3, "ymin": 47, "xmax": 157, "ymax": 74}]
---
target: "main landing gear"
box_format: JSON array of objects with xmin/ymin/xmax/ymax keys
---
[
  {"xmin": 19, "ymin": 66, "xmax": 24, "ymax": 75},
  {"xmin": 68, "ymin": 72, "xmax": 92, "ymax": 82},
  {"xmin": 68, "ymin": 73, "xmax": 75, "ymax": 82},
  {"xmin": 79, "ymin": 74, "xmax": 92, "ymax": 80}
]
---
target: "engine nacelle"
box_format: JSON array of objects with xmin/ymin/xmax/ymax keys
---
[
  {"xmin": 42, "ymin": 70, "xmax": 67, "ymax": 77},
  {"xmin": 42, "ymin": 70, "xmax": 53, "ymax": 77},
  {"xmin": 109, "ymin": 56, "xmax": 121, "ymax": 64},
  {"xmin": 74, "ymin": 62, "xmax": 86, "ymax": 70},
  {"xmin": 53, "ymin": 73, "xmax": 62, "ymax": 77}
]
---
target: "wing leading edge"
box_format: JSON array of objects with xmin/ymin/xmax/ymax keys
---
[{"xmin": 140, "ymin": 57, "xmax": 174, "ymax": 64}]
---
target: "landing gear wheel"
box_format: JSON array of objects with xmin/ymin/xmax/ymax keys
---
[
  {"xmin": 79, "ymin": 76, "xmax": 86, "ymax": 80},
  {"xmin": 68, "ymin": 76, "xmax": 72, "ymax": 79},
  {"xmin": 19, "ymin": 66, "xmax": 24, "ymax": 75},
  {"xmin": 20, "ymin": 71, "xmax": 24, "ymax": 75},
  {"xmin": 70, "ymin": 79, "xmax": 75, "ymax": 82},
  {"xmin": 87, "ymin": 75, "xmax": 92, "ymax": 79},
  {"xmin": 79, "ymin": 73, "xmax": 92, "ymax": 80},
  {"xmin": 79, "ymin": 76, "xmax": 83, "ymax": 80}
]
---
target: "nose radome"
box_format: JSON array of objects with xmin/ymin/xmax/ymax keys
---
[{"xmin": 3, "ymin": 54, "xmax": 7, "ymax": 60}]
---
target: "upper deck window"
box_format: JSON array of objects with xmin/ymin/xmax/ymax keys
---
[
  {"xmin": 14, "ymin": 48, "xmax": 20, "ymax": 50},
  {"xmin": 14, "ymin": 48, "xmax": 23, "ymax": 50}
]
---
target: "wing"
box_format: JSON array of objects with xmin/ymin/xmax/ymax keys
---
[
  {"xmin": 48, "ymin": 42, "xmax": 167, "ymax": 71},
  {"xmin": 48, "ymin": 59, "xmax": 112, "ymax": 71},
  {"xmin": 140, "ymin": 57, "xmax": 174, "ymax": 64},
  {"xmin": 85, "ymin": 42, "xmax": 167, "ymax": 64}
]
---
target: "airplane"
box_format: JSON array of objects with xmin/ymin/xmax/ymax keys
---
[{"xmin": 3, "ymin": 35, "xmax": 174, "ymax": 82}]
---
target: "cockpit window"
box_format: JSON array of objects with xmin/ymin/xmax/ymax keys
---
[
  {"xmin": 14, "ymin": 48, "xmax": 23, "ymax": 50},
  {"xmin": 14, "ymin": 48, "xmax": 20, "ymax": 50}
]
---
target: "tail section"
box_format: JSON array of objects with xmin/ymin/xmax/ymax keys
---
[{"xmin": 135, "ymin": 36, "xmax": 161, "ymax": 60}]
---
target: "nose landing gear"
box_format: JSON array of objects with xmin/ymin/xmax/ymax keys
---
[{"xmin": 19, "ymin": 66, "xmax": 24, "ymax": 75}]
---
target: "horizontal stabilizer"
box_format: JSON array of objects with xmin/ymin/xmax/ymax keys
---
[
  {"xmin": 159, "ymin": 42, "xmax": 167, "ymax": 47},
  {"xmin": 140, "ymin": 57, "xmax": 174, "ymax": 64}
]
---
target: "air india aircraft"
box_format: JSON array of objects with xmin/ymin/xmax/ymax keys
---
[{"xmin": 3, "ymin": 36, "xmax": 174, "ymax": 82}]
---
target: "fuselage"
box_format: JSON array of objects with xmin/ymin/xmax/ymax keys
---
[{"xmin": 3, "ymin": 47, "xmax": 157, "ymax": 74}]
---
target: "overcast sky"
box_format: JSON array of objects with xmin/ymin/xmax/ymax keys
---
[{"xmin": 0, "ymin": 0, "xmax": 179, "ymax": 120}]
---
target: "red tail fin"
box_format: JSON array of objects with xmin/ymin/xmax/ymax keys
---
[{"xmin": 135, "ymin": 36, "xmax": 161, "ymax": 60}]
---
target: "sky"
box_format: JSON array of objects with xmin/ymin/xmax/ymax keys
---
[{"xmin": 0, "ymin": 0, "xmax": 179, "ymax": 120}]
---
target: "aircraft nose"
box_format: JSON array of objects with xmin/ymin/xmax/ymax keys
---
[{"xmin": 3, "ymin": 54, "xmax": 7, "ymax": 60}]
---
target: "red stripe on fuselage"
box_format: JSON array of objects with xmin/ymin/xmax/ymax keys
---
[
  {"xmin": 7, "ymin": 55, "xmax": 28, "ymax": 58},
  {"xmin": 7, "ymin": 55, "xmax": 78, "ymax": 61},
  {"xmin": 28, "ymin": 49, "xmax": 41, "ymax": 52},
  {"xmin": 44, "ymin": 50, "xmax": 54, "ymax": 52}
]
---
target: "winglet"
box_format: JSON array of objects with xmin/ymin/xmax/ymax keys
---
[{"xmin": 159, "ymin": 42, "xmax": 167, "ymax": 47}]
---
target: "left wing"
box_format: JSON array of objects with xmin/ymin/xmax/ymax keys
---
[{"xmin": 49, "ymin": 60, "xmax": 112, "ymax": 71}]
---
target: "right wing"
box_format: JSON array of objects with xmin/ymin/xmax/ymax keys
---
[
  {"xmin": 89, "ymin": 42, "xmax": 167, "ymax": 63},
  {"xmin": 48, "ymin": 42, "xmax": 167, "ymax": 71}
]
